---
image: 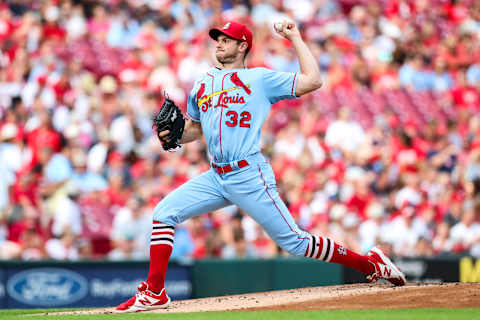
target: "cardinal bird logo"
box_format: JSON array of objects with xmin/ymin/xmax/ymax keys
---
[{"xmin": 230, "ymin": 73, "xmax": 251, "ymax": 95}]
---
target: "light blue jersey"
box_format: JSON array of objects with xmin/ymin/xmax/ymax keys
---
[
  {"xmin": 153, "ymin": 66, "xmax": 323, "ymax": 259},
  {"xmin": 186, "ymin": 67, "xmax": 298, "ymax": 162}
]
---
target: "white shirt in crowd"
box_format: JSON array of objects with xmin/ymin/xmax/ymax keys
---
[
  {"xmin": 325, "ymin": 120, "xmax": 366, "ymax": 152},
  {"xmin": 449, "ymin": 221, "xmax": 480, "ymax": 252},
  {"xmin": 52, "ymin": 196, "xmax": 82, "ymax": 237},
  {"xmin": 111, "ymin": 206, "xmax": 152, "ymax": 256},
  {"xmin": 381, "ymin": 216, "xmax": 429, "ymax": 256},
  {"xmin": 45, "ymin": 238, "xmax": 79, "ymax": 260}
]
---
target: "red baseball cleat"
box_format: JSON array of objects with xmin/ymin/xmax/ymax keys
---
[
  {"xmin": 366, "ymin": 247, "xmax": 406, "ymax": 286},
  {"xmin": 115, "ymin": 281, "xmax": 171, "ymax": 313}
]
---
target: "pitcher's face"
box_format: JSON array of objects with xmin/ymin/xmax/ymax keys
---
[{"xmin": 215, "ymin": 35, "xmax": 243, "ymax": 64}]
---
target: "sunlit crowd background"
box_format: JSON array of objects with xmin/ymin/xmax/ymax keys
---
[{"xmin": 1, "ymin": 0, "xmax": 480, "ymax": 261}]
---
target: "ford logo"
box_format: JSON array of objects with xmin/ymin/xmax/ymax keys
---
[{"xmin": 7, "ymin": 268, "xmax": 88, "ymax": 306}]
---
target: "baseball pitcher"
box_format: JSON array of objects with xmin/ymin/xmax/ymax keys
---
[{"xmin": 116, "ymin": 20, "xmax": 406, "ymax": 312}]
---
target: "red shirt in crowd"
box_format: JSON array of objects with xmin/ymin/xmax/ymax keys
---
[
  {"xmin": 42, "ymin": 23, "xmax": 66, "ymax": 40},
  {"xmin": 8, "ymin": 219, "xmax": 44, "ymax": 244},
  {"xmin": 103, "ymin": 187, "xmax": 130, "ymax": 208},
  {"xmin": 444, "ymin": 2, "xmax": 470, "ymax": 24},
  {"xmin": 0, "ymin": 10, "xmax": 14, "ymax": 42},
  {"xmin": 27, "ymin": 126, "xmax": 62, "ymax": 163},
  {"xmin": 10, "ymin": 169, "xmax": 41, "ymax": 207},
  {"xmin": 451, "ymin": 85, "xmax": 480, "ymax": 110},
  {"xmin": 347, "ymin": 192, "xmax": 374, "ymax": 220}
]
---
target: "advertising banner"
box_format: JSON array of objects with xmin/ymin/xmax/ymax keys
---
[
  {"xmin": 0, "ymin": 269, "xmax": 5, "ymax": 309},
  {"xmin": 343, "ymin": 256, "xmax": 464, "ymax": 284},
  {"xmin": 1, "ymin": 261, "xmax": 192, "ymax": 309},
  {"xmin": 459, "ymin": 257, "xmax": 480, "ymax": 282}
]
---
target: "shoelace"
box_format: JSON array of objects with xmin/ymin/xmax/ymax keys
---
[
  {"xmin": 366, "ymin": 260, "xmax": 380, "ymax": 282},
  {"xmin": 366, "ymin": 272, "xmax": 379, "ymax": 282}
]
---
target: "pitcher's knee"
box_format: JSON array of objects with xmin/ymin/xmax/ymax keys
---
[
  {"xmin": 274, "ymin": 234, "xmax": 310, "ymax": 257},
  {"xmin": 152, "ymin": 202, "xmax": 180, "ymax": 227}
]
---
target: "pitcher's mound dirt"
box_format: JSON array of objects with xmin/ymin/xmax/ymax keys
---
[
  {"xmin": 51, "ymin": 282, "xmax": 479, "ymax": 315},
  {"xmin": 250, "ymin": 282, "xmax": 480, "ymax": 311}
]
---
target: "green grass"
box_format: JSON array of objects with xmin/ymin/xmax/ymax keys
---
[{"xmin": 0, "ymin": 308, "xmax": 479, "ymax": 320}]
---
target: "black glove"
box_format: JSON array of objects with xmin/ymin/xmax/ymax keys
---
[{"xmin": 152, "ymin": 95, "xmax": 185, "ymax": 151}]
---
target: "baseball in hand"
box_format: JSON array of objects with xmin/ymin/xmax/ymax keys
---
[{"xmin": 274, "ymin": 22, "xmax": 283, "ymax": 32}]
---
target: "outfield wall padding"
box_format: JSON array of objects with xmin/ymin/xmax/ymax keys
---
[{"xmin": 192, "ymin": 258, "xmax": 341, "ymax": 298}]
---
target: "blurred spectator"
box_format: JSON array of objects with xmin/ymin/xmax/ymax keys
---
[
  {"xmin": 382, "ymin": 203, "xmax": 429, "ymax": 257},
  {"xmin": 358, "ymin": 201, "xmax": 386, "ymax": 253},
  {"xmin": 340, "ymin": 213, "xmax": 362, "ymax": 253},
  {"xmin": 170, "ymin": 225, "xmax": 194, "ymax": 261},
  {"xmin": 109, "ymin": 196, "xmax": 151, "ymax": 260},
  {"xmin": 26, "ymin": 108, "xmax": 62, "ymax": 165},
  {"xmin": 325, "ymin": 106, "xmax": 366, "ymax": 155},
  {"xmin": 71, "ymin": 148, "xmax": 108, "ymax": 193},
  {"xmin": 51, "ymin": 182, "xmax": 82, "ymax": 237},
  {"xmin": 431, "ymin": 59, "xmax": 453, "ymax": 92},
  {"xmin": 466, "ymin": 62, "xmax": 480, "ymax": 87},
  {"xmin": 432, "ymin": 221, "xmax": 453, "ymax": 254},
  {"xmin": 45, "ymin": 231, "xmax": 79, "ymax": 260},
  {"xmin": 19, "ymin": 227, "xmax": 45, "ymax": 260},
  {"xmin": 413, "ymin": 237, "xmax": 435, "ymax": 257},
  {"xmin": 108, "ymin": 237, "xmax": 141, "ymax": 261},
  {"xmin": 0, "ymin": 123, "xmax": 21, "ymax": 173},
  {"xmin": 188, "ymin": 216, "xmax": 209, "ymax": 259},
  {"xmin": 79, "ymin": 189, "xmax": 113, "ymax": 257},
  {"xmin": 0, "ymin": 211, "xmax": 21, "ymax": 259},
  {"xmin": 449, "ymin": 202, "xmax": 480, "ymax": 255},
  {"xmin": 466, "ymin": 150, "xmax": 480, "ymax": 182},
  {"xmin": 222, "ymin": 228, "xmax": 257, "ymax": 259},
  {"xmin": 0, "ymin": 124, "xmax": 18, "ymax": 210},
  {"xmin": 399, "ymin": 55, "xmax": 433, "ymax": 91}
]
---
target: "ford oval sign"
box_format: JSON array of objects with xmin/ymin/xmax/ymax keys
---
[{"xmin": 7, "ymin": 268, "xmax": 88, "ymax": 306}]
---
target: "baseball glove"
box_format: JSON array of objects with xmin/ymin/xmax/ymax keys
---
[{"xmin": 152, "ymin": 95, "xmax": 185, "ymax": 151}]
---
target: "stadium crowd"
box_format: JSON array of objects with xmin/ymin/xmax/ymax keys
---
[{"xmin": 1, "ymin": 0, "xmax": 480, "ymax": 261}]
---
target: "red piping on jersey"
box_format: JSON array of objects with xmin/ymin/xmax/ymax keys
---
[
  {"xmin": 206, "ymin": 72, "xmax": 217, "ymax": 160},
  {"xmin": 219, "ymin": 107, "xmax": 224, "ymax": 158},
  {"xmin": 186, "ymin": 111, "xmax": 200, "ymax": 121},
  {"xmin": 220, "ymin": 72, "xmax": 235, "ymax": 159},
  {"xmin": 206, "ymin": 72, "xmax": 214, "ymax": 91},
  {"xmin": 291, "ymin": 72, "xmax": 297, "ymax": 96},
  {"xmin": 257, "ymin": 164, "xmax": 308, "ymax": 241}
]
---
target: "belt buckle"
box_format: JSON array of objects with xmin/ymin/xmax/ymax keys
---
[{"xmin": 219, "ymin": 166, "xmax": 225, "ymax": 174}]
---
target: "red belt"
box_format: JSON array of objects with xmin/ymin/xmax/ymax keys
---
[{"xmin": 212, "ymin": 160, "xmax": 249, "ymax": 174}]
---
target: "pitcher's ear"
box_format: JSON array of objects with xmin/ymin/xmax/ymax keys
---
[{"xmin": 239, "ymin": 41, "xmax": 249, "ymax": 52}]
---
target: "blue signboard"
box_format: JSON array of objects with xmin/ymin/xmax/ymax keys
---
[
  {"xmin": 0, "ymin": 268, "xmax": 5, "ymax": 309},
  {"xmin": 1, "ymin": 262, "xmax": 192, "ymax": 308},
  {"xmin": 7, "ymin": 268, "xmax": 89, "ymax": 307}
]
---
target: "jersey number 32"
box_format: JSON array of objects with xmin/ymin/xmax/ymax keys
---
[{"xmin": 225, "ymin": 111, "xmax": 251, "ymax": 128}]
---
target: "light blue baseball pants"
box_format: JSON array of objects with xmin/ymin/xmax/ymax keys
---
[{"xmin": 153, "ymin": 153, "xmax": 310, "ymax": 256}]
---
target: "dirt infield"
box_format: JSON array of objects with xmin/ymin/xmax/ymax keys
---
[
  {"xmin": 250, "ymin": 282, "xmax": 480, "ymax": 311},
  {"xmin": 52, "ymin": 282, "xmax": 479, "ymax": 315}
]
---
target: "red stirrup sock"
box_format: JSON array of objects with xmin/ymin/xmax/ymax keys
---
[
  {"xmin": 146, "ymin": 221, "xmax": 175, "ymax": 292},
  {"xmin": 305, "ymin": 235, "xmax": 375, "ymax": 275}
]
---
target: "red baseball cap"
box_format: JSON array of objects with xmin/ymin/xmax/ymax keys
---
[{"xmin": 209, "ymin": 21, "xmax": 253, "ymax": 52}]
